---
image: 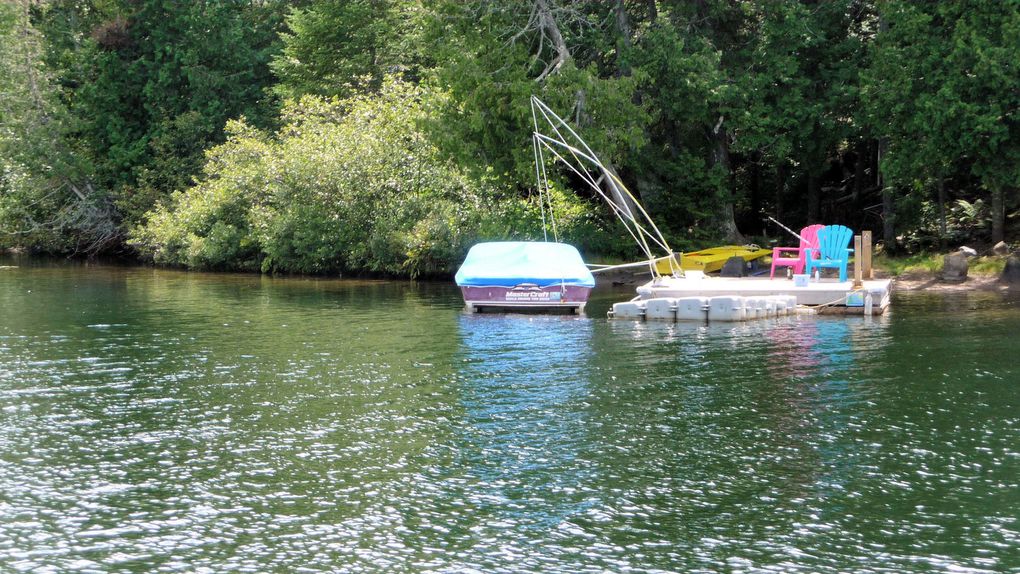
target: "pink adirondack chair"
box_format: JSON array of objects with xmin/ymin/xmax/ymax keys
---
[{"xmin": 770, "ymin": 224, "xmax": 824, "ymax": 279}]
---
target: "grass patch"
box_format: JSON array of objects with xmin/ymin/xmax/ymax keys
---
[
  {"xmin": 970, "ymin": 256, "xmax": 1007, "ymax": 275},
  {"xmin": 874, "ymin": 252, "xmax": 1007, "ymax": 277},
  {"xmin": 873, "ymin": 252, "xmax": 943, "ymax": 277}
]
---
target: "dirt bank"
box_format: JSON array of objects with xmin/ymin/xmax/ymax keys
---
[{"xmin": 886, "ymin": 271, "xmax": 1012, "ymax": 293}]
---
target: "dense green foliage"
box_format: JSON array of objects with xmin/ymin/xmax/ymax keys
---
[
  {"xmin": 130, "ymin": 80, "xmax": 613, "ymax": 276},
  {"xmin": 271, "ymin": 0, "xmax": 422, "ymax": 99},
  {"xmin": 862, "ymin": 0, "xmax": 1020, "ymax": 248},
  {"xmin": 133, "ymin": 84, "xmax": 462, "ymax": 275},
  {"xmin": 2, "ymin": 0, "xmax": 1017, "ymax": 275}
]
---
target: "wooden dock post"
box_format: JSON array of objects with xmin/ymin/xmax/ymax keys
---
[
  {"xmin": 853, "ymin": 234, "xmax": 864, "ymax": 288},
  {"xmin": 862, "ymin": 230, "xmax": 873, "ymax": 279}
]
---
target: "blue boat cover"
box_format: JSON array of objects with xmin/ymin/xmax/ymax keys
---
[{"xmin": 455, "ymin": 242, "xmax": 595, "ymax": 288}]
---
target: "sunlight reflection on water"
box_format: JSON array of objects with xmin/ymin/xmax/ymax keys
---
[{"xmin": 0, "ymin": 262, "xmax": 1017, "ymax": 572}]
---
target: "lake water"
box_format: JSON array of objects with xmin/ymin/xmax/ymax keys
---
[{"xmin": 1, "ymin": 259, "xmax": 1017, "ymax": 573}]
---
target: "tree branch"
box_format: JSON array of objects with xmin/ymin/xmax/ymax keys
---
[{"xmin": 533, "ymin": 0, "xmax": 570, "ymax": 82}]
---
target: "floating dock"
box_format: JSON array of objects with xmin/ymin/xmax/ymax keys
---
[{"xmin": 610, "ymin": 275, "xmax": 892, "ymax": 321}]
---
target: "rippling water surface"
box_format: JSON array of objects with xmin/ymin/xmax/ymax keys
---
[{"xmin": 1, "ymin": 259, "xmax": 1017, "ymax": 573}]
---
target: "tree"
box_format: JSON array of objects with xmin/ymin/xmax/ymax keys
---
[
  {"xmin": 946, "ymin": 2, "xmax": 1020, "ymax": 245},
  {"xmin": 863, "ymin": 0, "xmax": 1019, "ymax": 247},
  {"xmin": 628, "ymin": 16, "xmax": 733, "ymax": 243},
  {"xmin": 271, "ymin": 0, "xmax": 421, "ymax": 99},
  {"xmin": 0, "ymin": 0, "xmax": 117, "ymax": 254},
  {"xmin": 36, "ymin": 0, "xmax": 287, "ymax": 233},
  {"xmin": 423, "ymin": 1, "xmax": 647, "ymax": 196},
  {"xmin": 6, "ymin": 0, "xmax": 1016, "ymax": 268}
]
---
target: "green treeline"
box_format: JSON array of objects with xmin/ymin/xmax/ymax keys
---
[{"xmin": 1, "ymin": 0, "xmax": 1017, "ymax": 276}]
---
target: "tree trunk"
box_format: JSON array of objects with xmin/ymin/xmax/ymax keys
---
[
  {"xmin": 937, "ymin": 176, "xmax": 947, "ymax": 249},
  {"xmin": 882, "ymin": 186, "xmax": 895, "ymax": 250},
  {"xmin": 534, "ymin": 0, "xmax": 570, "ymax": 82},
  {"xmin": 614, "ymin": 0, "xmax": 632, "ymax": 78},
  {"xmin": 709, "ymin": 123, "xmax": 743, "ymax": 243},
  {"xmin": 645, "ymin": 0, "xmax": 657, "ymax": 23},
  {"xmin": 853, "ymin": 140, "xmax": 866, "ymax": 214},
  {"xmin": 876, "ymin": 135, "xmax": 895, "ymax": 249},
  {"xmin": 570, "ymin": 87, "xmax": 640, "ymax": 219},
  {"xmin": 807, "ymin": 173, "xmax": 820, "ymax": 223},
  {"xmin": 601, "ymin": 162, "xmax": 639, "ymax": 222},
  {"xmin": 991, "ymin": 184, "xmax": 1005, "ymax": 245},
  {"xmin": 876, "ymin": 17, "xmax": 895, "ymax": 251},
  {"xmin": 775, "ymin": 162, "xmax": 786, "ymax": 225},
  {"xmin": 750, "ymin": 153, "xmax": 762, "ymax": 234}
]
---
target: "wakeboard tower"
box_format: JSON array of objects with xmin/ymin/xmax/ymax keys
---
[{"xmin": 454, "ymin": 97, "xmax": 680, "ymax": 313}]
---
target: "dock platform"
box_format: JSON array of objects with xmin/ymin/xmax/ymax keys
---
[{"xmin": 635, "ymin": 275, "xmax": 892, "ymax": 314}]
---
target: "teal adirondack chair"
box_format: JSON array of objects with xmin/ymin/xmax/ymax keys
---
[{"xmin": 805, "ymin": 225, "xmax": 854, "ymax": 282}]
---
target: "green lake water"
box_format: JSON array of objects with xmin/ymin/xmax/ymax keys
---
[{"xmin": 1, "ymin": 259, "xmax": 1018, "ymax": 573}]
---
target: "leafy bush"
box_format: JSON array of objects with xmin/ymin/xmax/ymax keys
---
[
  {"xmin": 131, "ymin": 120, "xmax": 271, "ymax": 270},
  {"xmin": 898, "ymin": 198, "xmax": 991, "ymax": 252},
  {"xmin": 132, "ymin": 79, "xmax": 496, "ymax": 277}
]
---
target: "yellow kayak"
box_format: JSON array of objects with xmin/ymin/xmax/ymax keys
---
[{"xmin": 654, "ymin": 245, "xmax": 771, "ymax": 275}]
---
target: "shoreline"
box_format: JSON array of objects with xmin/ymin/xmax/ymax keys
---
[
  {"xmin": 594, "ymin": 267, "xmax": 1014, "ymax": 294},
  {"xmin": 4, "ymin": 252, "xmax": 1015, "ymax": 294},
  {"xmin": 886, "ymin": 271, "xmax": 1013, "ymax": 293}
]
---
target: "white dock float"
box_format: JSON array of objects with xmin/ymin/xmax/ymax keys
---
[
  {"xmin": 635, "ymin": 276, "xmax": 891, "ymax": 313},
  {"xmin": 608, "ymin": 277, "xmax": 891, "ymax": 321},
  {"xmin": 676, "ymin": 297, "xmax": 708, "ymax": 321},
  {"xmin": 708, "ymin": 296, "xmax": 746, "ymax": 322},
  {"xmin": 612, "ymin": 300, "xmax": 646, "ymax": 319},
  {"xmin": 644, "ymin": 298, "xmax": 676, "ymax": 321},
  {"xmin": 748, "ymin": 296, "xmax": 767, "ymax": 319}
]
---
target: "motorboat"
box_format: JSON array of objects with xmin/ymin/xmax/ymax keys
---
[{"xmin": 454, "ymin": 241, "xmax": 595, "ymax": 313}]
